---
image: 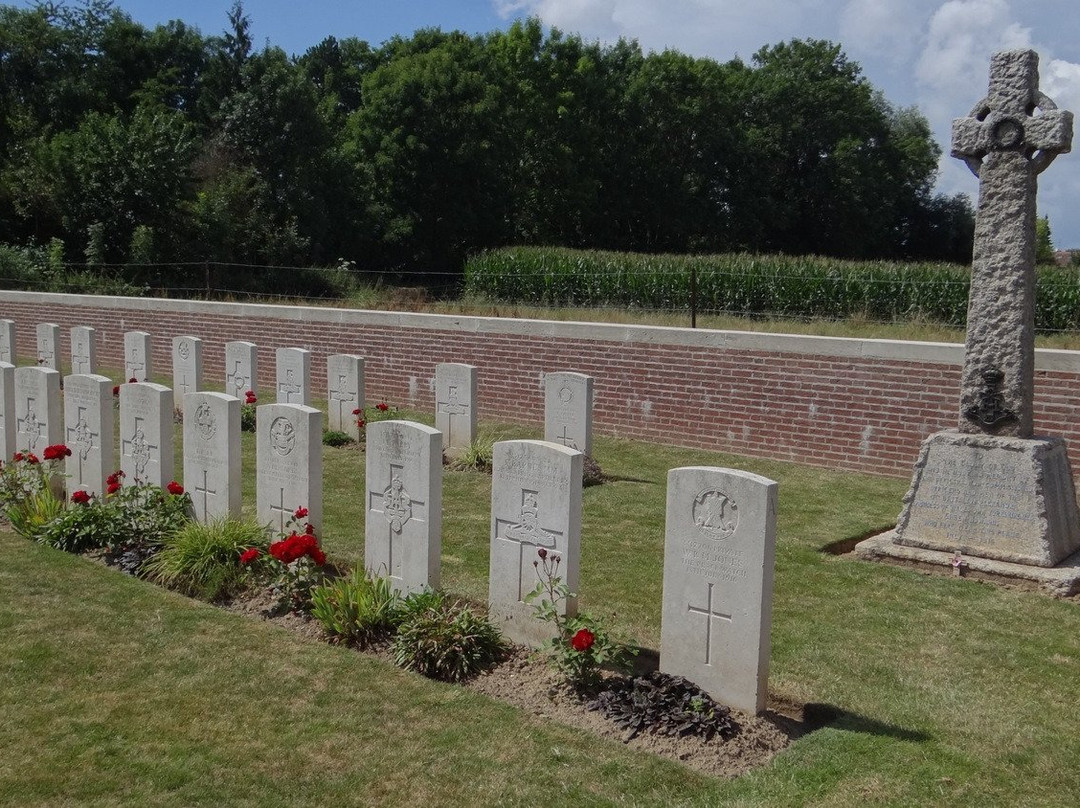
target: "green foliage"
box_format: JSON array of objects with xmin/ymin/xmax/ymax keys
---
[
  {"xmin": 142, "ymin": 517, "xmax": 265, "ymax": 600},
  {"xmin": 101, "ymin": 475, "xmax": 193, "ymax": 574},
  {"xmin": 240, "ymin": 402, "xmax": 257, "ymax": 432},
  {"xmin": 0, "ymin": 452, "xmax": 66, "ymax": 541},
  {"xmin": 37, "ymin": 496, "xmax": 120, "ymax": 553},
  {"xmin": 446, "ymin": 436, "xmax": 494, "ymax": 472},
  {"xmin": 525, "ymin": 550, "xmax": 635, "ymax": 692},
  {"xmin": 1036, "ymin": 216, "xmax": 1055, "ymax": 265},
  {"xmin": 310, "ymin": 568, "xmax": 401, "ymax": 647},
  {"xmin": 322, "ymin": 429, "xmax": 354, "ymax": 447},
  {"xmin": 391, "ymin": 594, "xmax": 508, "ymax": 682},
  {"xmin": 466, "ymin": 246, "xmax": 973, "ymax": 325}
]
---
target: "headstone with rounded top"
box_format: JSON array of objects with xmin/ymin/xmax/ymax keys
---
[
  {"xmin": 544, "ymin": 371, "xmax": 594, "ymax": 456},
  {"xmin": 327, "ymin": 353, "xmax": 364, "ymax": 440},
  {"xmin": 119, "ymin": 382, "xmax": 174, "ymax": 488},
  {"xmin": 124, "ymin": 331, "xmax": 153, "ymax": 382},
  {"xmin": 256, "ymin": 403, "xmax": 322, "ymax": 536},
  {"xmin": 172, "ymin": 336, "xmax": 203, "ymax": 415},
  {"xmin": 0, "ymin": 319, "xmax": 15, "ymax": 364},
  {"xmin": 276, "ymin": 347, "xmax": 311, "ymax": 406},
  {"xmin": 660, "ymin": 466, "xmax": 777, "ymax": 714},
  {"xmin": 36, "ymin": 323, "xmax": 59, "ymax": 370},
  {"xmin": 488, "ymin": 439, "xmax": 582, "ymax": 647},
  {"xmin": 184, "ymin": 391, "xmax": 241, "ymax": 522},
  {"xmin": 13, "ymin": 365, "xmax": 61, "ymax": 455},
  {"xmin": 434, "ymin": 363, "xmax": 476, "ymax": 453},
  {"xmin": 70, "ymin": 326, "xmax": 96, "ymax": 376},
  {"xmin": 64, "ymin": 373, "xmax": 114, "ymax": 497},
  {"xmin": 225, "ymin": 341, "xmax": 258, "ymax": 400},
  {"xmin": 365, "ymin": 420, "xmax": 442, "ymax": 595}
]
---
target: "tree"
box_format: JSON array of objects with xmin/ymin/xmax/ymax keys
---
[{"xmin": 1036, "ymin": 216, "xmax": 1055, "ymax": 264}]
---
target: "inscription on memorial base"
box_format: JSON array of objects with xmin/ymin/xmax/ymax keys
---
[{"xmin": 894, "ymin": 431, "xmax": 1080, "ymax": 567}]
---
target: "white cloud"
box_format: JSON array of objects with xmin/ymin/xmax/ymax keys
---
[
  {"xmin": 1043, "ymin": 59, "xmax": 1080, "ymax": 115},
  {"xmin": 839, "ymin": 0, "xmax": 924, "ymax": 65}
]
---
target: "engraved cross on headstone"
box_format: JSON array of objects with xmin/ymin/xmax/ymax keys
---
[
  {"xmin": 951, "ymin": 49, "xmax": 1073, "ymax": 438},
  {"xmin": 121, "ymin": 416, "xmax": 157, "ymax": 481},
  {"xmin": 437, "ymin": 386, "xmax": 469, "ymax": 442},
  {"xmin": 278, "ymin": 370, "xmax": 302, "ymax": 403},
  {"xmin": 66, "ymin": 406, "xmax": 97, "ymax": 482},
  {"xmin": 72, "ymin": 337, "xmax": 91, "ymax": 374},
  {"xmin": 554, "ymin": 424, "xmax": 577, "ymax": 450},
  {"xmin": 226, "ymin": 359, "xmax": 247, "ymax": 395},
  {"xmin": 268, "ymin": 487, "xmax": 290, "ymax": 534},
  {"xmin": 367, "ymin": 465, "xmax": 427, "ymax": 581},
  {"xmin": 686, "ymin": 582, "xmax": 732, "ymax": 666},
  {"xmin": 329, "ymin": 374, "xmax": 356, "ymax": 425},
  {"xmin": 176, "ymin": 372, "xmax": 192, "ymax": 398},
  {"xmin": 494, "ymin": 490, "xmax": 563, "ymax": 601},
  {"xmin": 193, "ymin": 469, "xmax": 218, "ymax": 521},
  {"xmin": 17, "ymin": 396, "xmax": 44, "ymax": 451}
]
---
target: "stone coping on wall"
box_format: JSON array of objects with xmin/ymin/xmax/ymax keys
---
[{"xmin": 4, "ymin": 288, "xmax": 1080, "ymax": 372}]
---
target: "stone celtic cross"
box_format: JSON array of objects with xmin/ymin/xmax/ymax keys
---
[{"xmin": 951, "ymin": 49, "xmax": 1073, "ymax": 438}]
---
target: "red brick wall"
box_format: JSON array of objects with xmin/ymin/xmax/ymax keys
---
[{"xmin": 5, "ymin": 291, "xmax": 1080, "ymax": 478}]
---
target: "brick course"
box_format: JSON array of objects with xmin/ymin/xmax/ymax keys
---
[{"xmin": 4, "ymin": 290, "xmax": 1080, "ymax": 479}]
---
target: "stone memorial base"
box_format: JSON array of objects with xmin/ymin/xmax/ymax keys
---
[
  {"xmin": 854, "ymin": 531, "xmax": 1080, "ymax": 597},
  {"xmin": 855, "ymin": 429, "xmax": 1080, "ymax": 595}
]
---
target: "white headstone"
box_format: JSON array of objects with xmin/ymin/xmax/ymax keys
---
[
  {"xmin": 275, "ymin": 347, "xmax": 310, "ymax": 406},
  {"xmin": 327, "ymin": 354, "xmax": 364, "ymax": 440},
  {"xmin": 365, "ymin": 420, "xmax": 442, "ymax": 594},
  {"xmin": 256, "ymin": 403, "xmax": 322, "ymax": 535},
  {"xmin": 660, "ymin": 466, "xmax": 777, "ymax": 714},
  {"xmin": 13, "ymin": 365, "xmax": 61, "ymax": 455},
  {"xmin": 489, "ymin": 439, "xmax": 582, "ymax": 647},
  {"xmin": 64, "ymin": 374, "xmax": 114, "ymax": 497},
  {"xmin": 544, "ymin": 372, "xmax": 594, "ymax": 455},
  {"xmin": 70, "ymin": 326, "xmax": 97, "ymax": 375},
  {"xmin": 434, "ymin": 362, "xmax": 477, "ymax": 452},
  {"xmin": 119, "ymin": 382, "xmax": 175, "ymax": 488},
  {"xmin": 0, "ymin": 362, "xmax": 15, "ymax": 461},
  {"xmin": 36, "ymin": 323, "xmax": 60, "ymax": 370},
  {"xmin": 124, "ymin": 331, "xmax": 153, "ymax": 382},
  {"xmin": 0, "ymin": 319, "xmax": 15, "ymax": 364},
  {"xmin": 172, "ymin": 336, "xmax": 203, "ymax": 414},
  {"xmin": 184, "ymin": 391, "xmax": 241, "ymax": 522},
  {"xmin": 225, "ymin": 341, "xmax": 258, "ymax": 399}
]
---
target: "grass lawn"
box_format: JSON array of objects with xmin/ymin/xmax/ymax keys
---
[{"xmin": 3, "ymin": 405, "xmax": 1080, "ymax": 806}]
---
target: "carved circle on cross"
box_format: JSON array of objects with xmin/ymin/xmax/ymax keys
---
[{"xmin": 964, "ymin": 91, "xmax": 1065, "ymax": 177}]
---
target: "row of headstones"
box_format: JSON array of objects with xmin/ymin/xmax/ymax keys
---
[
  {"xmin": 366, "ymin": 419, "xmax": 776, "ymax": 714},
  {"xmin": 0, "ymin": 320, "xmax": 596, "ymax": 454},
  {"xmin": 1, "ymin": 323, "xmax": 773, "ymax": 713}
]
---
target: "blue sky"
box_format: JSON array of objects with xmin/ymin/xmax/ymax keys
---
[{"xmin": 12, "ymin": 0, "xmax": 1080, "ymax": 247}]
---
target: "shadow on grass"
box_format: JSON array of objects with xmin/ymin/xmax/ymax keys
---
[{"xmin": 820, "ymin": 525, "xmax": 895, "ymax": 555}]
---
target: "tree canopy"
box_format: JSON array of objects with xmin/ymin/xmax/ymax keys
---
[{"xmin": 0, "ymin": 2, "xmax": 974, "ymax": 274}]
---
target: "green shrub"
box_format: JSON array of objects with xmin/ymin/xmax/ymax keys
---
[
  {"xmin": 310, "ymin": 568, "xmax": 401, "ymax": 647},
  {"xmin": 446, "ymin": 436, "xmax": 494, "ymax": 472},
  {"xmin": 38, "ymin": 497, "xmax": 124, "ymax": 553},
  {"xmin": 322, "ymin": 429, "xmax": 354, "ymax": 447},
  {"xmin": 240, "ymin": 402, "xmax": 257, "ymax": 432},
  {"xmin": 143, "ymin": 517, "xmax": 266, "ymax": 600},
  {"xmin": 392, "ymin": 596, "xmax": 508, "ymax": 682}
]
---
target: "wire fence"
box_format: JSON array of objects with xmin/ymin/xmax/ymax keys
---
[{"xmin": 5, "ymin": 258, "xmax": 1080, "ymax": 338}]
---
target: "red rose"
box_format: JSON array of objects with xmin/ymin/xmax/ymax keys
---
[
  {"xmin": 42, "ymin": 444, "xmax": 72, "ymax": 461},
  {"xmin": 294, "ymin": 507, "xmax": 308, "ymax": 519},
  {"xmin": 113, "ymin": 385, "xmax": 120, "ymax": 396},
  {"xmin": 376, "ymin": 402, "xmax": 389, "ymax": 412},
  {"xmin": 357, "ymin": 418, "xmax": 366, "ymax": 428},
  {"xmin": 537, "ymin": 547, "xmax": 548, "ymax": 560},
  {"xmin": 311, "ymin": 548, "xmax": 326, "ymax": 566},
  {"xmin": 166, "ymin": 481, "xmax": 184, "ymax": 495},
  {"xmin": 239, "ymin": 548, "xmax": 261, "ymax": 564},
  {"xmin": 13, "ymin": 452, "xmax": 24, "ymax": 462},
  {"xmin": 245, "ymin": 393, "xmax": 257, "ymax": 404},
  {"xmin": 26, "ymin": 453, "xmax": 39, "ymax": 464},
  {"xmin": 245, "ymin": 390, "xmax": 255, "ymax": 398},
  {"xmin": 304, "ymin": 523, "xmax": 315, "ymax": 536},
  {"xmin": 571, "ymin": 628, "xmax": 595, "ymax": 653},
  {"xmin": 128, "ymin": 377, "xmax": 137, "ymax": 383},
  {"xmin": 71, "ymin": 490, "xmax": 92, "ymax": 505},
  {"xmin": 352, "ymin": 408, "xmax": 361, "ymax": 416},
  {"xmin": 107, "ymin": 482, "xmax": 122, "ymax": 495}
]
